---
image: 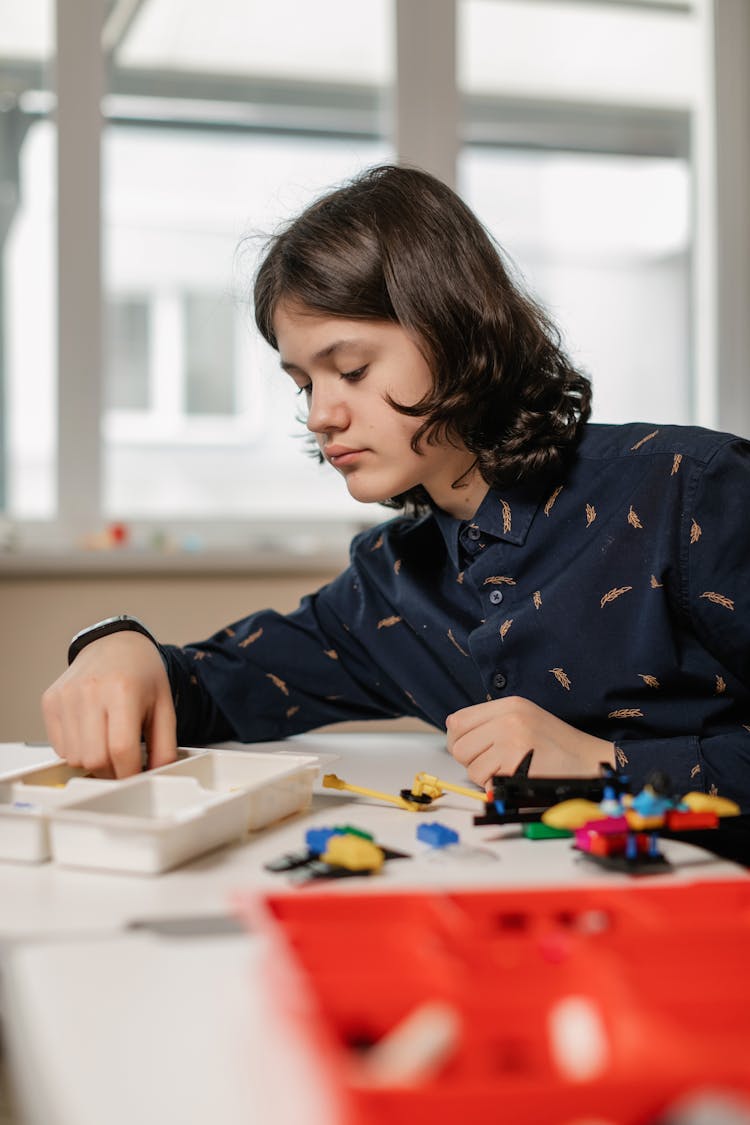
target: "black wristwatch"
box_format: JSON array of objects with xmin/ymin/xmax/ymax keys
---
[{"xmin": 67, "ymin": 615, "xmax": 159, "ymax": 665}]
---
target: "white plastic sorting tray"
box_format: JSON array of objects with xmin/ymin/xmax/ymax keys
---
[
  {"xmin": 151, "ymin": 749, "xmax": 320, "ymax": 832},
  {"xmin": 0, "ymin": 761, "xmax": 116, "ymax": 863},
  {"xmin": 47, "ymin": 749, "xmax": 321, "ymax": 875}
]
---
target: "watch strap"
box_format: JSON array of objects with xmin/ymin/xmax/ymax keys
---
[{"xmin": 67, "ymin": 615, "xmax": 159, "ymax": 665}]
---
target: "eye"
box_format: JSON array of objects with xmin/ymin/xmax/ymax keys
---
[
  {"xmin": 295, "ymin": 382, "xmax": 313, "ymax": 397},
  {"xmin": 340, "ymin": 366, "xmax": 367, "ymax": 382}
]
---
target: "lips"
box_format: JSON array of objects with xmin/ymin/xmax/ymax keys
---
[{"xmin": 325, "ymin": 445, "xmax": 367, "ymax": 467}]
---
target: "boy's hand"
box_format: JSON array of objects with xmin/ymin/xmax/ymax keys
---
[
  {"xmin": 41, "ymin": 632, "xmax": 178, "ymax": 779},
  {"xmin": 446, "ymin": 696, "xmax": 615, "ymax": 788}
]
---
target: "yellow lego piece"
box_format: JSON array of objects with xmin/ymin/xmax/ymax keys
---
[
  {"xmin": 410, "ymin": 772, "xmax": 486, "ymax": 803},
  {"xmin": 542, "ymin": 799, "xmax": 602, "ymax": 830},
  {"xmin": 680, "ymin": 791, "xmax": 741, "ymax": 817},
  {"xmin": 322, "ymin": 835, "xmax": 385, "ymax": 872},
  {"xmin": 624, "ymin": 810, "xmax": 664, "ymax": 832},
  {"xmin": 322, "ymin": 773, "xmax": 425, "ymax": 811}
]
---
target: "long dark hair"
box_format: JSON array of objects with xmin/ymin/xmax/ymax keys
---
[{"xmin": 254, "ymin": 163, "xmax": 591, "ymax": 509}]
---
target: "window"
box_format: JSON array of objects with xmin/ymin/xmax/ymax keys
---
[
  {"xmin": 459, "ymin": 0, "xmax": 695, "ymax": 427},
  {"xmin": 2, "ymin": 0, "xmax": 745, "ymax": 558},
  {"xmin": 2, "ymin": 2, "xmax": 55, "ymax": 519},
  {"xmin": 101, "ymin": 128, "xmax": 390, "ymax": 519},
  {"xmin": 460, "ymin": 148, "xmax": 691, "ymax": 425},
  {"xmin": 106, "ymin": 298, "xmax": 150, "ymax": 412}
]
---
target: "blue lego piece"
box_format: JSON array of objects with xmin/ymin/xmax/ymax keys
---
[
  {"xmin": 305, "ymin": 826, "xmax": 342, "ymax": 855},
  {"xmin": 417, "ymin": 822, "xmax": 459, "ymax": 849},
  {"xmin": 630, "ymin": 788, "xmax": 672, "ymax": 817}
]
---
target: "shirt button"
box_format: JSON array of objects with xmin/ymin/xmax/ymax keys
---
[
  {"xmin": 467, "ymin": 526, "xmax": 481, "ymax": 541},
  {"xmin": 489, "ymin": 589, "xmax": 503, "ymax": 605},
  {"xmin": 492, "ymin": 671, "xmax": 507, "ymax": 691}
]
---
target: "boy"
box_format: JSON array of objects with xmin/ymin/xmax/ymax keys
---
[{"xmin": 43, "ymin": 165, "xmax": 750, "ymax": 809}]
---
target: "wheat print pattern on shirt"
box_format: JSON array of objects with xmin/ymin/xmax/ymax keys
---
[
  {"xmin": 267, "ymin": 673, "xmax": 289, "ymax": 696},
  {"xmin": 544, "ymin": 485, "xmax": 563, "ymax": 516},
  {"xmin": 585, "ymin": 504, "xmax": 596, "ymax": 527},
  {"xmin": 630, "ymin": 429, "xmax": 659, "ymax": 451},
  {"xmin": 239, "ymin": 627, "xmax": 263, "ymax": 647},
  {"xmin": 701, "ymin": 592, "xmax": 735, "ymax": 610},
  {"xmin": 600, "ymin": 586, "xmax": 633, "ymax": 608},
  {"xmin": 550, "ymin": 667, "xmax": 571, "ymax": 690},
  {"xmin": 447, "ymin": 628, "xmax": 469, "ymax": 657}
]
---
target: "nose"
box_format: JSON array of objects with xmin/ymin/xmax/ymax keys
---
[{"xmin": 305, "ymin": 381, "xmax": 350, "ymax": 436}]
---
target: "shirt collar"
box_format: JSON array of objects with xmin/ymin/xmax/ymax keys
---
[{"xmin": 431, "ymin": 483, "xmax": 545, "ymax": 569}]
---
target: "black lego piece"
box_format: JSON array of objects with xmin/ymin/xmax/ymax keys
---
[{"xmin": 474, "ymin": 750, "xmax": 630, "ymax": 826}]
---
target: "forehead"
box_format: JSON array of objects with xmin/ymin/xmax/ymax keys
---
[{"xmin": 273, "ymin": 302, "xmax": 408, "ymax": 366}]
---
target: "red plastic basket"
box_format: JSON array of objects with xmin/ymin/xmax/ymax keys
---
[{"xmin": 234, "ymin": 879, "xmax": 750, "ymax": 1125}]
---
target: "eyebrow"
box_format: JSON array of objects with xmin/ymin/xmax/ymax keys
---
[{"xmin": 280, "ymin": 339, "xmax": 363, "ymax": 374}]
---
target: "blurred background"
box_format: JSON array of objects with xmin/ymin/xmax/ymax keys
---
[{"xmin": 0, "ymin": 0, "xmax": 748, "ymax": 737}]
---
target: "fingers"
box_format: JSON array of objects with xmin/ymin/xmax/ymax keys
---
[
  {"xmin": 40, "ymin": 632, "xmax": 172, "ymax": 779},
  {"xmin": 446, "ymin": 698, "xmax": 534, "ymax": 786},
  {"xmin": 106, "ymin": 689, "xmax": 149, "ymax": 779},
  {"xmin": 144, "ymin": 692, "xmax": 178, "ymax": 770},
  {"xmin": 75, "ymin": 690, "xmax": 113, "ymax": 777},
  {"xmin": 41, "ymin": 685, "xmax": 66, "ymax": 762}
]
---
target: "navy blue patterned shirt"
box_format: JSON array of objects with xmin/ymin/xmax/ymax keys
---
[{"xmin": 161, "ymin": 422, "xmax": 750, "ymax": 808}]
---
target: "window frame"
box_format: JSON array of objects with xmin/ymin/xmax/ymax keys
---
[{"xmin": 0, "ymin": 0, "xmax": 747, "ymax": 563}]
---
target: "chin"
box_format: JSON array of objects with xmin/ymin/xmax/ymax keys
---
[
  {"xmin": 347, "ymin": 488, "xmax": 390, "ymax": 505},
  {"xmin": 344, "ymin": 471, "xmax": 418, "ymax": 506}
]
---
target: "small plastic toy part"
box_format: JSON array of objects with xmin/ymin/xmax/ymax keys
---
[
  {"xmin": 322, "ymin": 773, "xmax": 428, "ymax": 811},
  {"xmin": 416, "ymin": 822, "xmax": 460, "ymax": 849},
  {"xmin": 680, "ymin": 791, "xmax": 741, "ymax": 817},
  {"xmin": 541, "ymin": 799, "xmax": 603, "ymax": 830},
  {"xmin": 522, "ymin": 822, "xmax": 572, "ymax": 840},
  {"xmin": 264, "ymin": 826, "xmax": 409, "ymax": 879},
  {"xmin": 664, "ymin": 809, "xmax": 718, "ymax": 831},
  {"xmin": 357, "ymin": 1001, "xmax": 461, "ymax": 1087},
  {"xmin": 474, "ymin": 751, "xmax": 629, "ymax": 826},
  {"xmin": 305, "ymin": 824, "xmax": 376, "ymax": 856},
  {"xmin": 321, "ymin": 835, "xmax": 385, "ymax": 872},
  {"xmin": 408, "ymin": 773, "xmax": 486, "ymax": 804}
]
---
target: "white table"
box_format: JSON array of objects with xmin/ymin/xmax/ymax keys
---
[{"xmin": 1, "ymin": 733, "xmax": 746, "ymax": 1125}]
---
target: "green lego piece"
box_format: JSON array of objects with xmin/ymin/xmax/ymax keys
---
[
  {"xmin": 336, "ymin": 825, "xmax": 375, "ymax": 841},
  {"xmin": 523, "ymin": 822, "xmax": 573, "ymax": 840}
]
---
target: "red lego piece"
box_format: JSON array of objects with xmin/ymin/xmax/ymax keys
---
[{"xmin": 665, "ymin": 809, "xmax": 719, "ymax": 831}]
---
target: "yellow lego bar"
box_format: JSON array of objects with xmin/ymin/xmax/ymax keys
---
[{"xmin": 322, "ymin": 773, "xmax": 427, "ymax": 812}]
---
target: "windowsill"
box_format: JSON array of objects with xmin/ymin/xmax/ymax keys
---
[{"xmin": 0, "ymin": 545, "xmax": 349, "ymax": 578}]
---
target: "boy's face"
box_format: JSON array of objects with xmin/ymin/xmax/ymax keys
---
[{"xmin": 274, "ymin": 301, "xmax": 485, "ymax": 518}]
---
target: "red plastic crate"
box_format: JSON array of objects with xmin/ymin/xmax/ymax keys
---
[{"xmin": 234, "ymin": 880, "xmax": 750, "ymax": 1125}]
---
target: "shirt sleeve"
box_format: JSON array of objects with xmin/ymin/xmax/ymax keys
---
[
  {"xmin": 158, "ymin": 560, "xmax": 412, "ymax": 746},
  {"xmin": 614, "ymin": 437, "xmax": 750, "ymax": 808}
]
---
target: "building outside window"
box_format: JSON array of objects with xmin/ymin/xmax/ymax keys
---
[{"xmin": 1, "ymin": 0, "xmax": 742, "ymax": 555}]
